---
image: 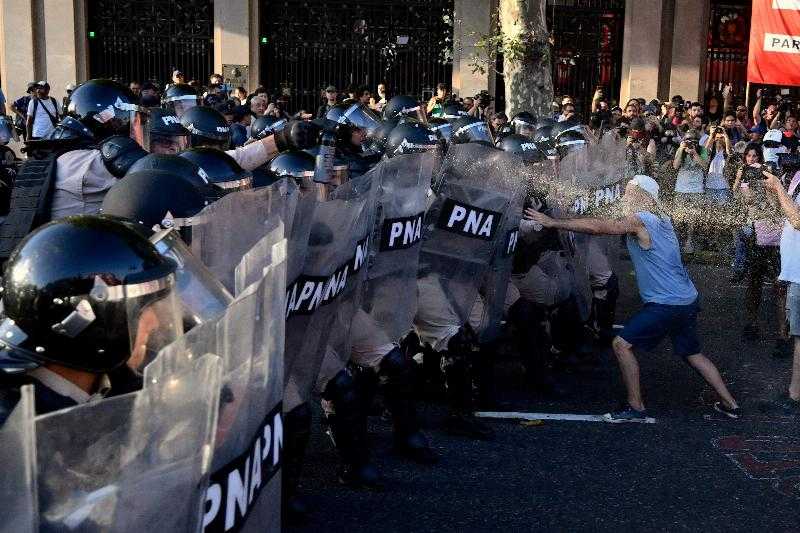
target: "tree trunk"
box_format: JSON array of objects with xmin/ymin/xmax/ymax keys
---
[{"xmin": 499, "ymin": 0, "xmax": 553, "ymax": 118}]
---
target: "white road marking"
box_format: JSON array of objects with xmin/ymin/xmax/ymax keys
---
[{"xmin": 475, "ymin": 411, "xmax": 657, "ymax": 424}]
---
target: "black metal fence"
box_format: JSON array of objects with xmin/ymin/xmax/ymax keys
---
[
  {"xmin": 87, "ymin": 0, "xmax": 214, "ymax": 85},
  {"xmin": 547, "ymin": 0, "xmax": 626, "ymax": 116},
  {"xmin": 259, "ymin": 0, "xmax": 454, "ymax": 113},
  {"xmin": 705, "ymin": 0, "xmax": 750, "ymax": 105}
]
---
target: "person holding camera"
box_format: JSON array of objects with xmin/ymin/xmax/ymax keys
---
[
  {"xmin": 704, "ymin": 125, "xmax": 733, "ymax": 206},
  {"xmin": 466, "ymin": 90, "xmax": 493, "ymax": 120},
  {"xmin": 752, "ymin": 88, "xmax": 779, "ymax": 136},
  {"xmin": 761, "ymin": 170, "xmax": 800, "ymax": 413},
  {"xmin": 673, "ymin": 130, "xmax": 709, "ymax": 253},
  {"xmin": 624, "ymin": 118, "xmax": 656, "ymax": 179},
  {"xmin": 427, "ymin": 83, "xmax": 449, "ymax": 118},
  {"xmin": 731, "ymin": 145, "xmax": 787, "ymax": 349}
]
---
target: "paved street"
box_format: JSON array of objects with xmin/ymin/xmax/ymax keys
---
[{"xmin": 289, "ymin": 260, "xmax": 800, "ymax": 532}]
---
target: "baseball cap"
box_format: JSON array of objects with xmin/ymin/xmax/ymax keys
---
[
  {"xmin": 35, "ymin": 80, "xmax": 49, "ymax": 90},
  {"xmin": 325, "ymin": 85, "xmax": 337, "ymax": 92},
  {"xmin": 172, "ymin": 69, "xmax": 184, "ymax": 77},
  {"xmin": 629, "ymin": 175, "xmax": 661, "ymax": 205},
  {"xmin": 764, "ymin": 129, "xmax": 783, "ymax": 143}
]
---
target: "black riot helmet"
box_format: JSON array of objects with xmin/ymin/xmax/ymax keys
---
[
  {"xmin": 450, "ymin": 116, "xmax": 494, "ymax": 146},
  {"xmin": 442, "ymin": 102, "xmax": 467, "ymax": 121},
  {"xmin": 101, "ymin": 169, "xmax": 208, "ymax": 242},
  {"xmin": 250, "ymin": 115, "xmax": 288, "ymax": 140},
  {"xmin": 385, "ymin": 121, "xmax": 439, "ymax": 158},
  {"xmin": 127, "ymin": 153, "xmax": 216, "ymax": 201},
  {"xmin": 555, "ymin": 128, "xmax": 589, "ymax": 158},
  {"xmin": 67, "ymin": 79, "xmax": 137, "ymax": 138},
  {"xmin": 0, "ymin": 115, "xmax": 16, "ymax": 145},
  {"xmin": 327, "ymin": 103, "xmax": 382, "ymax": 137},
  {"xmin": 45, "ymin": 117, "xmax": 95, "ymax": 142},
  {"xmin": 138, "ymin": 107, "xmax": 190, "ymax": 154},
  {"xmin": 511, "ymin": 112, "xmax": 537, "ymax": 137},
  {"xmin": 179, "ymin": 106, "xmax": 231, "ymax": 150},
  {"xmin": 533, "ymin": 125, "xmax": 557, "ymax": 159},
  {"xmin": 367, "ymin": 118, "xmax": 399, "ymax": 154},
  {"xmin": 179, "ymin": 147, "xmax": 252, "ymax": 195},
  {"xmin": 498, "ymin": 133, "xmax": 547, "ymax": 163},
  {"xmin": 535, "ymin": 117, "xmax": 557, "ymax": 131},
  {"xmin": 428, "ymin": 117, "xmax": 453, "ymax": 143},
  {"xmin": 383, "ymin": 95, "xmax": 427, "ymax": 124},
  {"xmin": 0, "ymin": 215, "xmax": 181, "ymax": 373},
  {"xmin": 266, "ymin": 150, "xmax": 315, "ymax": 181},
  {"xmin": 162, "ymin": 83, "xmax": 199, "ymax": 118},
  {"xmin": 100, "ymin": 135, "xmax": 148, "ymax": 178}
]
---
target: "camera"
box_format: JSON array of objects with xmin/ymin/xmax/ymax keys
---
[
  {"xmin": 741, "ymin": 165, "xmax": 764, "ymax": 182},
  {"xmin": 684, "ymin": 139, "xmax": 698, "ymax": 150},
  {"xmin": 476, "ymin": 90, "xmax": 494, "ymax": 108}
]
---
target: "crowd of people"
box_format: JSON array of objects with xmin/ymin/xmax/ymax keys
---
[{"xmin": 0, "ymin": 69, "xmax": 797, "ymax": 529}]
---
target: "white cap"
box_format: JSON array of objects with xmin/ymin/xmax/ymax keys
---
[
  {"xmin": 764, "ymin": 129, "xmax": 783, "ymax": 143},
  {"xmin": 65, "ymin": 83, "xmax": 76, "ymax": 91},
  {"xmin": 629, "ymin": 174, "xmax": 660, "ymax": 204}
]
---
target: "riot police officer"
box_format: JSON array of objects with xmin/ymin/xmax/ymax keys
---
[{"xmin": 0, "ymin": 215, "xmax": 183, "ymax": 425}]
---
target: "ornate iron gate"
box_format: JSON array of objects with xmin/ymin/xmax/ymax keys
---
[
  {"xmin": 87, "ymin": 0, "xmax": 214, "ymax": 84},
  {"xmin": 547, "ymin": 0, "xmax": 625, "ymax": 115},
  {"xmin": 259, "ymin": 0, "xmax": 454, "ymax": 113},
  {"xmin": 705, "ymin": 0, "xmax": 750, "ymax": 105}
]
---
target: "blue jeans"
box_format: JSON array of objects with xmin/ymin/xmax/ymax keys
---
[{"xmin": 732, "ymin": 225, "xmax": 753, "ymax": 275}]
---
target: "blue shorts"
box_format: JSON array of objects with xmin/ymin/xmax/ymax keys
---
[{"xmin": 619, "ymin": 300, "xmax": 701, "ymax": 358}]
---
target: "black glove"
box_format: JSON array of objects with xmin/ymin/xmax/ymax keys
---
[{"xmin": 273, "ymin": 119, "xmax": 321, "ymax": 152}]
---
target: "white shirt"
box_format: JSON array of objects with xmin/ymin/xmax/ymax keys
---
[
  {"xmin": 29, "ymin": 367, "xmax": 111, "ymax": 404},
  {"xmin": 779, "ymin": 176, "xmax": 800, "ymax": 283},
  {"xmin": 51, "ymin": 149, "xmax": 117, "ymax": 220},
  {"xmin": 26, "ymin": 97, "xmax": 62, "ymax": 138}
]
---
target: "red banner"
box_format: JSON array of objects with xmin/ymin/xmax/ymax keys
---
[{"xmin": 748, "ymin": 0, "xmax": 800, "ymax": 85}]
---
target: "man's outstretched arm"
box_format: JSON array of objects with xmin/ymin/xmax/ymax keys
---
[{"xmin": 524, "ymin": 208, "xmax": 651, "ymax": 248}]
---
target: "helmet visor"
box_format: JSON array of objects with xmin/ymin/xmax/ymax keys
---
[
  {"xmin": 455, "ymin": 121, "xmax": 494, "ymax": 146},
  {"xmin": 0, "ymin": 117, "xmax": 18, "ymax": 144},
  {"xmin": 150, "ymin": 228, "xmax": 233, "ymax": 328},
  {"xmin": 342, "ymin": 104, "xmax": 381, "ymax": 136},
  {"xmin": 126, "ymin": 277, "xmax": 184, "ymax": 371},
  {"xmin": 401, "ymin": 103, "xmax": 428, "ymax": 125},
  {"xmin": 170, "ymin": 98, "xmax": 198, "ymax": 119},
  {"xmin": 430, "ymin": 121, "xmax": 453, "ymax": 142},
  {"xmin": 513, "ymin": 120, "xmax": 536, "ymax": 137},
  {"xmin": 150, "ymin": 133, "xmax": 190, "ymax": 155}
]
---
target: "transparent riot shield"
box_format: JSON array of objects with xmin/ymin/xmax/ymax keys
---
[
  {"xmin": 33, "ymin": 352, "xmax": 222, "ymax": 533},
  {"xmin": 416, "ymin": 143, "xmax": 517, "ymax": 349},
  {"xmin": 473, "ymin": 186, "xmax": 526, "ymax": 343},
  {"xmin": 0, "ymin": 385, "xmax": 37, "ymax": 533},
  {"xmin": 557, "ymin": 136, "xmax": 627, "ymax": 217},
  {"xmin": 359, "ymin": 152, "xmax": 435, "ymax": 343},
  {"xmin": 314, "ymin": 172, "xmax": 377, "ymax": 389},
  {"xmin": 234, "ymin": 218, "xmax": 286, "ymax": 296},
  {"xmin": 234, "ymin": 188, "xmax": 316, "ymax": 298},
  {"xmin": 284, "ymin": 174, "xmax": 374, "ymax": 410},
  {"xmin": 149, "ymin": 248, "xmax": 286, "ymax": 533},
  {"xmin": 191, "ymin": 178, "xmax": 299, "ymax": 292}
]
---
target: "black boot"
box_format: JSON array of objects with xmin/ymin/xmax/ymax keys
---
[
  {"xmin": 441, "ymin": 327, "xmax": 495, "ymax": 440},
  {"xmin": 509, "ymin": 299, "xmax": 555, "ymax": 391},
  {"xmin": 322, "ymin": 369, "xmax": 380, "ymax": 487},
  {"xmin": 379, "ymin": 347, "xmax": 438, "ymax": 464},
  {"xmin": 282, "ymin": 403, "xmax": 312, "ymax": 525},
  {"xmin": 472, "ymin": 341, "xmax": 500, "ymax": 410}
]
